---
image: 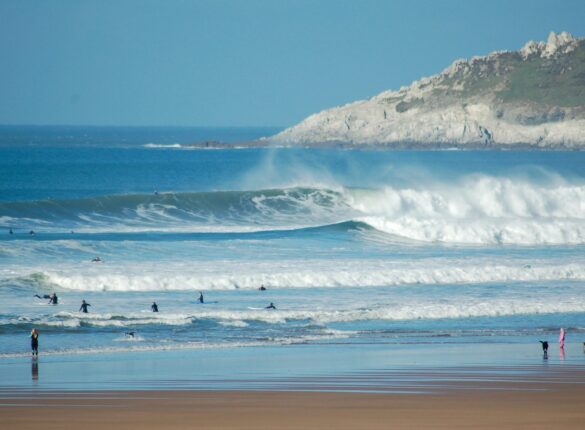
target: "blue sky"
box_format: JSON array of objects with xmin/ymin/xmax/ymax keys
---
[{"xmin": 1, "ymin": 0, "xmax": 584, "ymax": 127}]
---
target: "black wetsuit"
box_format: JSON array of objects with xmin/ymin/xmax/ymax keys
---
[
  {"xmin": 49, "ymin": 294, "xmax": 58, "ymax": 305},
  {"xmin": 198, "ymin": 294, "xmax": 204, "ymax": 303},
  {"xmin": 151, "ymin": 303, "xmax": 159, "ymax": 312},
  {"xmin": 31, "ymin": 333, "xmax": 39, "ymax": 356},
  {"xmin": 266, "ymin": 303, "xmax": 276, "ymax": 309},
  {"xmin": 79, "ymin": 302, "xmax": 91, "ymax": 313}
]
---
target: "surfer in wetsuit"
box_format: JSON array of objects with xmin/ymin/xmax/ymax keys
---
[
  {"xmin": 91, "ymin": 256, "xmax": 102, "ymax": 263},
  {"xmin": 79, "ymin": 300, "xmax": 91, "ymax": 313},
  {"xmin": 9, "ymin": 228, "xmax": 13, "ymax": 235},
  {"xmin": 151, "ymin": 301, "xmax": 159, "ymax": 312},
  {"xmin": 30, "ymin": 328, "xmax": 39, "ymax": 356},
  {"xmin": 259, "ymin": 285, "xmax": 267, "ymax": 291},
  {"xmin": 198, "ymin": 292, "xmax": 204, "ymax": 303},
  {"xmin": 265, "ymin": 302, "xmax": 276, "ymax": 310},
  {"xmin": 49, "ymin": 293, "xmax": 58, "ymax": 305},
  {"xmin": 35, "ymin": 293, "xmax": 58, "ymax": 304}
]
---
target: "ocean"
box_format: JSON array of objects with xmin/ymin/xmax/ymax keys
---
[{"xmin": 1, "ymin": 125, "xmax": 584, "ymax": 360}]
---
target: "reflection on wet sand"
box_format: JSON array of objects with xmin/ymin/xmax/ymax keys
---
[{"xmin": 31, "ymin": 358, "xmax": 38, "ymax": 381}]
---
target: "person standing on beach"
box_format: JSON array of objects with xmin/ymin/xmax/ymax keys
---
[
  {"xmin": 79, "ymin": 300, "xmax": 91, "ymax": 313},
  {"xmin": 559, "ymin": 328, "xmax": 566, "ymax": 348},
  {"xmin": 30, "ymin": 328, "xmax": 39, "ymax": 356}
]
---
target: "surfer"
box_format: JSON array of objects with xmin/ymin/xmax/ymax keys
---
[
  {"xmin": 91, "ymin": 256, "xmax": 102, "ymax": 263},
  {"xmin": 79, "ymin": 300, "xmax": 91, "ymax": 313},
  {"xmin": 259, "ymin": 285, "xmax": 267, "ymax": 291},
  {"xmin": 30, "ymin": 328, "xmax": 39, "ymax": 356},
  {"xmin": 151, "ymin": 301, "xmax": 159, "ymax": 312},
  {"xmin": 198, "ymin": 292, "xmax": 204, "ymax": 303},
  {"xmin": 125, "ymin": 331, "xmax": 135, "ymax": 338},
  {"xmin": 265, "ymin": 302, "xmax": 276, "ymax": 310},
  {"xmin": 49, "ymin": 293, "xmax": 58, "ymax": 304},
  {"xmin": 9, "ymin": 228, "xmax": 13, "ymax": 235},
  {"xmin": 29, "ymin": 230, "xmax": 35, "ymax": 235},
  {"xmin": 34, "ymin": 293, "xmax": 57, "ymax": 304}
]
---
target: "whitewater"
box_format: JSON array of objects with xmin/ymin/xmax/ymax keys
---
[{"xmin": 1, "ymin": 126, "xmax": 584, "ymax": 357}]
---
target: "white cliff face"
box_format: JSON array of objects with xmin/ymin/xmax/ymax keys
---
[{"xmin": 273, "ymin": 32, "xmax": 585, "ymax": 148}]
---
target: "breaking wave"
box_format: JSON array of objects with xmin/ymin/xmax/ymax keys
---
[
  {"xmin": 4, "ymin": 259, "xmax": 585, "ymax": 292},
  {"xmin": 2, "ymin": 175, "xmax": 585, "ymax": 244}
]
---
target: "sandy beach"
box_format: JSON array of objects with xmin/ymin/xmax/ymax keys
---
[
  {"xmin": 2, "ymin": 364, "xmax": 585, "ymax": 430},
  {"xmin": 2, "ymin": 384, "xmax": 584, "ymax": 429}
]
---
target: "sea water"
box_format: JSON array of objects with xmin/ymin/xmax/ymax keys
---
[{"xmin": 1, "ymin": 126, "xmax": 584, "ymax": 358}]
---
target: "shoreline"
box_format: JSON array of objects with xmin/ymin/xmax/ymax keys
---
[{"xmin": 1, "ymin": 341, "xmax": 583, "ymax": 392}]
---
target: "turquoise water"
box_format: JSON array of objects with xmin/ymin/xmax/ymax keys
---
[{"xmin": 1, "ymin": 126, "xmax": 584, "ymax": 358}]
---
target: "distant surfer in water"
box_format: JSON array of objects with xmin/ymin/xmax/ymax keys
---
[
  {"xmin": 151, "ymin": 301, "xmax": 159, "ymax": 312},
  {"xmin": 198, "ymin": 292, "xmax": 204, "ymax": 303},
  {"xmin": 91, "ymin": 256, "xmax": 102, "ymax": 263},
  {"xmin": 9, "ymin": 228, "xmax": 13, "ymax": 235},
  {"xmin": 30, "ymin": 328, "xmax": 39, "ymax": 356},
  {"xmin": 265, "ymin": 302, "xmax": 276, "ymax": 310},
  {"xmin": 34, "ymin": 293, "xmax": 57, "ymax": 304},
  {"xmin": 259, "ymin": 285, "xmax": 267, "ymax": 291},
  {"xmin": 79, "ymin": 300, "xmax": 91, "ymax": 313}
]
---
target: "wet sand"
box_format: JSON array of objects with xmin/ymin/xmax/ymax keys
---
[{"xmin": 3, "ymin": 367, "xmax": 585, "ymax": 430}]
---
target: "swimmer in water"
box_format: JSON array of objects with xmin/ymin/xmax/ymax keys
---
[
  {"xmin": 265, "ymin": 302, "xmax": 276, "ymax": 310},
  {"xmin": 151, "ymin": 302, "xmax": 159, "ymax": 312},
  {"xmin": 30, "ymin": 328, "xmax": 39, "ymax": 356},
  {"xmin": 79, "ymin": 300, "xmax": 91, "ymax": 313},
  {"xmin": 198, "ymin": 292, "xmax": 204, "ymax": 303}
]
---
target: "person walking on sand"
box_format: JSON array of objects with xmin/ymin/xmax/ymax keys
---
[
  {"xmin": 30, "ymin": 328, "xmax": 39, "ymax": 356},
  {"xmin": 559, "ymin": 327, "xmax": 566, "ymax": 348},
  {"xmin": 79, "ymin": 300, "xmax": 91, "ymax": 313}
]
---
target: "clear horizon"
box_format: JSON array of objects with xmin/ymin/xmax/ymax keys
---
[{"xmin": 1, "ymin": 0, "xmax": 584, "ymax": 128}]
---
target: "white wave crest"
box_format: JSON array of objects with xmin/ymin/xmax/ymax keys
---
[
  {"xmin": 348, "ymin": 177, "xmax": 585, "ymax": 244},
  {"xmin": 24, "ymin": 259, "xmax": 585, "ymax": 291}
]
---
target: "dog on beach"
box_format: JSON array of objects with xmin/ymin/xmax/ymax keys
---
[{"xmin": 539, "ymin": 340, "xmax": 549, "ymax": 357}]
